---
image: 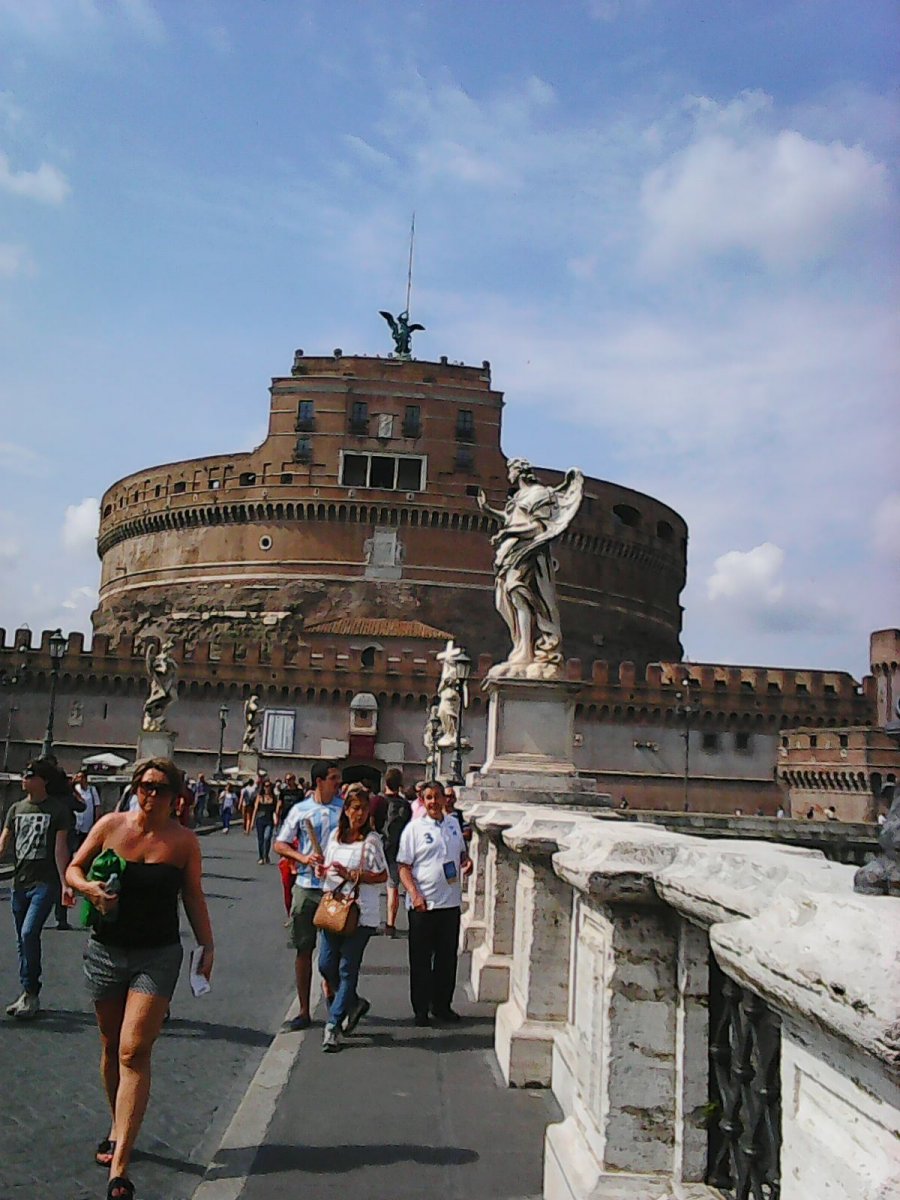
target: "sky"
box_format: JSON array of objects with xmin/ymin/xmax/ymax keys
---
[{"xmin": 0, "ymin": 0, "xmax": 897, "ymax": 680}]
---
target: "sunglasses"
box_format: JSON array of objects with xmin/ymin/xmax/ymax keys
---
[
  {"xmin": 23, "ymin": 769, "xmax": 36, "ymax": 779},
  {"xmin": 137, "ymin": 781, "xmax": 174, "ymax": 797}
]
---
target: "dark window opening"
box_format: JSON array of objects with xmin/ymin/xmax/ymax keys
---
[
  {"xmin": 280, "ymin": 472, "xmax": 294, "ymax": 484},
  {"xmin": 740, "ymin": 681, "xmax": 753, "ymax": 692},
  {"xmin": 293, "ymin": 437, "xmax": 311, "ymax": 464},
  {"xmin": 809, "ymin": 735, "xmax": 818, "ymax": 748},
  {"xmin": 349, "ymin": 401, "xmax": 369, "ymax": 433},
  {"xmin": 396, "ymin": 458, "xmax": 423, "ymax": 490},
  {"xmin": 455, "ymin": 447, "xmax": 474, "ymax": 471},
  {"xmin": 370, "ymin": 455, "xmax": 395, "ymax": 489},
  {"xmin": 238, "ymin": 472, "xmax": 256, "ymax": 487},
  {"xmin": 839, "ymin": 734, "xmax": 848, "ymax": 748},
  {"xmin": 613, "ymin": 503, "xmax": 641, "ymax": 528},
  {"xmin": 735, "ymin": 732, "xmax": 751, "ymax": 752},
  {"xmin": 403, "ymin": 405, "xmax": 421, "ymax": 437},
  {"xmin": 341, "ymin": 454, "xmax": 367, "ymax": 487},
  {"xmin": 656, "ymin": 520, "xmax": 674, "ymax": 541},
  {"xmin": 796, "ymin": 683, "xmax": 809, "ymax": 694},
  {"xmin": 360, "ymin": 646, "xmax": 377, "ymax": 669},
  {"xmin": 173, "ymin": 481, "xmax": 187, "ymax": 494},
  {"xmin": 465, "ymin": 484, "xmax": 480, "ymax": 497},
  {"xmin": 824, "ymin": 684, "xmax": 836, "ymax": 695},
  {"xmin": 714, "ymin": 680, "xmax": 727, "ymax": 691},
  {"xmin": 767, "ymin": 682, "xmax": 781, "ymax": 693},
  {"xmin": 296, "ymin": 400, "xmax": 315, "ymax": 431},
  {"xmin": 702, "ymin": 732, "xmax": 720, "ymax": 752},
  {"xmin": 103, "ymin": 504, "xmax": 112, "ymax": 517},
  {"xmin": 456, "ymin": 410, "xmax": 475, "ymax": 441}
]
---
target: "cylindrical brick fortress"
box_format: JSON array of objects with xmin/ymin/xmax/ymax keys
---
[{"xmin": 94, "ymin": 353, "xmax": 686, "ymax": 667}]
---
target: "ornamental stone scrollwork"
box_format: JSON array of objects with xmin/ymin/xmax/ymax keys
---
[{"xmin": 478, "ymin": 459, "xmax": 584, "ymax": 680}]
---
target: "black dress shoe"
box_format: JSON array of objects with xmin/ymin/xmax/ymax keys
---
[
  {"xmin": 432, "ymin": 1008, "xmax": 461, "ymax": 1024},
  {"xmin": 413, "ymin": 1013, "xmax": 431, "ymax": 1027}
]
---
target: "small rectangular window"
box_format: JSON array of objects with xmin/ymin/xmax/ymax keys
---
[
  {"xmin": 796, "ymin": 682, "xmax": 809, "ymax": 694},
  {"xmin": 809, "ymin": 735, "xmax": 817, "ymax": 748},
  {"xmin": 280, "ymin": 472, "xmax": 293, "ymax": 484},
  {"xmin": 210, "ymin": 479, "xmax": 221, "ymax": 490},
  {"xmin": 154, "ymin": 485, "xmax": 161, "ymax": 498},
  {"xmin": 456, "ymin": 409, "xmax": 475, "ymax": 440},
  {"xmin": 735, "ymin": 732, "xmax": 751, "ymax": 752},
  {"xmin": 403, "ymin": 405, "xmax": 421, "ymax": 436},
  {"xmin": 296, "ymin": 400, "xmax": 315, "ymax": 430},
  {"xmin": 294, "ymin": 437, "xmax": 311, "ymax": 463},
  {"xmin": 396, "ymin": 457, "xmax": 423, "ymax": 491},
  {"xmin": 839, "ymin": 734, "xmax": 848, "ymax": 748},
  {"xmin": 370, "ymin": 455, "xmax": 395, "ymax": 489},
  {"xmin": 341, "ymin": 454, "xmax": 367, "ymax": 487},
  {"xmin": 350, "ymin": 401, "xmax": 368, "ymax": 432},
  {"xmin": 824, "ymin": 683, "xmax": 836, "ymax": 695},
  {"xmin": 455, "ymin": 447, "xmax": 474, "ymax": 471},
  {"xmin": 238, "ymin": 472, "xmax": 256, "ymax": 487},
  {"xmin": 262, "ymin": 709, "xmax": 295, "ymax": 753},
  {"xmin": 377, "ymin": 413, "xmax": 394, "ymax": 439},
  {"xmin": 702, "ymin": 732, "xmax": 719, "ymax": 752},
  {"xmin": 173, "ymin": 481, "xmax": 187, "ymax": 494}
]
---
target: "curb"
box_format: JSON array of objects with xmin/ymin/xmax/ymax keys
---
[{"xmin": 191, "ymin": 980, "xmax": 321, "ymax": 1200}]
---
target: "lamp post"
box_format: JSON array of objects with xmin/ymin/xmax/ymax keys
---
[
  {"xmin": 216, "ymin": 704, "xmax": 229, "ymax": 778},
  {"xmin": 449, "ymin": 648, "xmax": 472, "ymax": 786},
  {"xmin": 40, "ymin": 629, "xmax": 67, "ymax": 760},
  {"xmin": 426, "ymin": 696, "xmax": 441, "ymax": 777},
  {"xmin": 674, "ymin": 677, "xmax": 694, "ymax": 812}
]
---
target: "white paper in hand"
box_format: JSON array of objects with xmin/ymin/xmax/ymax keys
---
[{"xmin": 190, "ymin": 946, "xmax": 211, "ymax": 997}]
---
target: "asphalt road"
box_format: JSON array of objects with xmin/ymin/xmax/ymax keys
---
[{"xmin": 0, "ymin": 828, "xmax": 295, "ymax": 1200}]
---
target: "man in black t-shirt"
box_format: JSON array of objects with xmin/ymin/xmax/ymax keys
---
[
  {"xmin": 382, "ymin": 768, "xmax": 411, "ymax": 938},
  {"xmin": 0, "ymin": 759, "xmax": 74, "ymax": 1019}
]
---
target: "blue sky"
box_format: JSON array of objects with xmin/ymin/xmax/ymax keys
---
[{"xmin": 0, "ymin": 0, "xmax": 897, "ymax": 678}]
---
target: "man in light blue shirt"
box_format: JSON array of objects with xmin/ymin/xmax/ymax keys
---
[{"xmin": 274, "ymin": 760, "xmax": 342, "ymax": 1030}]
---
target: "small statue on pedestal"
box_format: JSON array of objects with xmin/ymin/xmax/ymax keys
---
[
  {"xmin": 379, "ymin": 309, "xmax": 424, "ymax": 360},
  {"xmin": 242, "ymin": 694, "xmax": 262, "ymax": 753},
  {"xmin": 435, "ymin": 639, "xmax": 471, "ymax": 748},
  {"xmin": 142, "ymin": 639, "xmax": 178, "ymax": 733},
  {"xmin": 478, "ymin": 459, "xmax": 584, "ymax": 680}
]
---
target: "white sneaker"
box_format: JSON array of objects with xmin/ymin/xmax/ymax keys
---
[
  {"xmin": 322, "ymin": 1023, "xmax": 340, "ymax": 1053},
  {"xmin": 14, "ymin": 993, "xmax": 40, "ymax": 1020},
  {"xmin": 5, "ymin": 992, "xmax": 27, "ymax": 1017}
]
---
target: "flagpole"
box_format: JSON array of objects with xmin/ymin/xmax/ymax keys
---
[{"xmin": 405, "ymin": 212, "xmax": 415, "ymax": 315}]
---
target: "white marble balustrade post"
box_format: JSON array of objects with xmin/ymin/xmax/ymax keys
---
[
  {"xmin": 469, "ymin": 805, "xmax": 527, "ymax": 1003},
  {"xmin": 459, "ymin": 804, "xmax": 489, "ymax": 952}
]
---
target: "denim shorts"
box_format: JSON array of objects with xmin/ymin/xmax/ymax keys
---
[{"xmin": 84, "ymin": 937, "xmax": 184, "ymax": 1002}]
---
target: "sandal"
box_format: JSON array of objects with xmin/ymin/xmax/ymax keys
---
[
  {"xmin": 107, "ymin": 1178, "xmax": 134, "ymax": 1199},
  {"xmin": 95, "ymin": 1138, "xmax": 116, "ymax": 1167}
]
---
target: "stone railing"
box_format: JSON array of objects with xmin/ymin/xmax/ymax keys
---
[{"xmin": 459, "ymin": 801, "xmax": 900, "ymax": 1200}]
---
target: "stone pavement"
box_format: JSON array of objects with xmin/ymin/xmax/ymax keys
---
[
  {"xmin": 0, "ymin": 828, "xmax": 294, "ymax": 1200},
  {"xmin": 201, "ymin": 927, "xmax": 558, "ymax": 1200}
]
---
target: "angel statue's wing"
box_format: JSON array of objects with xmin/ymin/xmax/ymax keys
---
[
  {"xmin": 379, "ymin": 311, "xmax": 397, "ymax": 333},
  {"xmin": 408, "ymin": 323, "xmax": 425, "ymax": 333}
]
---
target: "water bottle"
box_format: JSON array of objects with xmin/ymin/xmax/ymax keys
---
[{"xmin": 101, "ymin": 873, "xmax": 121, "ymax": 923}]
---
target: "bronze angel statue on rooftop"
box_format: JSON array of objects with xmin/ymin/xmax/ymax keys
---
[
  {"xmin": 379, "ymin": 309, "xmax": 424, "ymax": 359},
  {"xmin": 477, "ymin": 459, "xmax": 584, "ymax": 680}
]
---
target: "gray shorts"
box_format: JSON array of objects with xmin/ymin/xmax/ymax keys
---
[
  {"xmin": 84, "ymin": 937, "xmax": 184, "ymax": 1002},
  {"xmin": 386, "ymin": 858, "xmax": 401, "ymax": 887},
  {"xmin": 288, "ymin": 886, "xmax": 323, "ymax": 954}
]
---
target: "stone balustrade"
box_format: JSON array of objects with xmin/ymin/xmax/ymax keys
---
[{"xmin": 459, "ymin": 800, "xmax": 900, "ymax": 1200}]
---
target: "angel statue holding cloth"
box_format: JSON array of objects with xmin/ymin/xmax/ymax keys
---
[{"xmin": 478, "ymin": 459, "xmax": 584, "ymax": 680}]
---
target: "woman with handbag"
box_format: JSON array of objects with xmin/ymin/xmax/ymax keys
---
[{"xmin": 314, "ymin": 784, "xmax": 387, "ymax": 1053}]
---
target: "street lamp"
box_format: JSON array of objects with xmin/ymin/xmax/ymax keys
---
[
  {"xmin": 40, "ymin": 628, "xmax": 67, "ymax": 760},
  {"xmin": 674, "ymin": 677, "xmax": 694, "ymax": 812},
  {"xmin": 216, "ymin": 704, "xmax": 229, "ymax": 778},
  {"xmin": 449, "ymin": 648, "xmax": 472, "ymax": 786},
  {"xmin": 426, "ymin": 695, "xmax": 441, "ymax": 777}
]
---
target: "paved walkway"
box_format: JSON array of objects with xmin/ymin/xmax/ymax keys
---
[{"xmin": 203, "ymin": 923, "xmax": 557, "ymax": 1200}]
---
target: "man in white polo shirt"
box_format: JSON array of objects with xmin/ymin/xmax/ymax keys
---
[{"xmin": 397, "ymin": 779, "xmax": 471, "ymax": 1026}]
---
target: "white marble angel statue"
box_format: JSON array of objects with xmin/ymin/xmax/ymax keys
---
[
  {"xmin": 142, "ymin": 638, "xmax": 178, "ymax": 732},
  {"xmin": 478, "ymin": 459, "xmax": 584, "ymax": 680},
  {"xmin": 435, "ymin": 639, "xmax": 471, "ymax": 748},
  {"xmin": 242, "ymin": 693, "xmax": 262, "ymax": 752}
]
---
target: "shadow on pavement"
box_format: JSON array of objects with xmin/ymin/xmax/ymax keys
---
[
  {"xmin": 131, "ymin": 1147, "xmax": 207, "ymax": 1175},
  {"xmin": 211, "ymin": 1141, "xmax": 479, "ymax": 1178}
]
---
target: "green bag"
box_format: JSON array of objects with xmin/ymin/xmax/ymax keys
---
[{"xmin": 80, "ymin": 849, "xmax": 126, "ymax": 931}]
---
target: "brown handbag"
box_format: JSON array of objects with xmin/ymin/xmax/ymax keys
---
[{"xmin": 313, "ymin": 845, "xmax": 363, "ymax": 936}]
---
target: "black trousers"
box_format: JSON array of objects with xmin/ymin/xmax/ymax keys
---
[{"xmin": 407, "ymin": 905, "xmax": 461, "ymax": 1017}]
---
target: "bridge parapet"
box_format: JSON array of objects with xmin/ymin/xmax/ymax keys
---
[{"xmin": 458, "ymin": 801, "xmax": 899, "ymax": 1200}]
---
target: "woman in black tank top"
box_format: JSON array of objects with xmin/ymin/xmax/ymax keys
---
[{"xmin": 67, "ymin": 758, "xmax": 214, "ymax": 1200}]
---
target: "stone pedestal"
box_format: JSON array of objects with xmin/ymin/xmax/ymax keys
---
[
  {"xmin": 469, "ymin": 677, "xmax": 610, "ymax": 806},
  {"xmin": 237, "ymin": 750, "xmax": 259, "ymax": 778},
  {"xmin": 468, "ymin": 807, "xmax": 525, "ymax": 1003},
  {"xmin": 136, "ymin": 729, "xmax": 176, "ymax": 761}
]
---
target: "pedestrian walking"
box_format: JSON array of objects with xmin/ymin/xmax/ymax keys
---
[
  {"xmin": 240, "ymin": 776, "xmax": 260, "ymax": 835},
  {"xmin": 382, "ymin": 767, "xmax": 411, "ymax": 938},
  {"xmin": 251, "ymin": 778, "xmax": 278, "ymax": 864},
  {"xmin": 66, "ymin": 757, "xmax": 214, "ymax": 1200},
  {"xmin": 315, "ymin": 784, "xmax": 388, "ymax": 1052},
  {"xmin": 397, "ymin": 779, "xmax": 471, "ymax": 1026},
  {"xmin": 74, "ymin": 769, "xmax": 102, "ymax": 847},
  {"xmin": 193, "ymin": 774, "xmax": 210, "ymax": 824},
  {"xmin": 273, "ymin": 760, "xmax": 342, "ymax": 1030},
  {"xmin": 0, "ymin": 758, "xmax": 75, "ymax": 1019},
  {"xmin": 220, "ymin": 782, "xmax": 238, "ymax": 832}
]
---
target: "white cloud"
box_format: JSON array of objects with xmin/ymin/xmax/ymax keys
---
[
  {"xmin": 0, "ymin": 149, "xmax": 70, "ymax": 204},
  {"xmin": 0, "ymin": 535, "xmax": 21, "ymax": 563},
  {"xmin": 708, "ymin": 543, "xmax": 785, "ymax": 605},
  {"xmin": 640, "ymin": 97, "xmax": 890, "ymax": 270},
  {"xmin": 61, "ymin": 497, "xmax": 99, "ymax": 554},
  {"xmin": 61, "ymin": 584, "xmax": 97, "ymax": 611},
  {"xmin": 873, "ymin": 494, "xmax": 900, "ymax": 558},
  {"xmin": 0, "ymin": 243, "xmax": 34, "ymax": 278},
  {"xmin": 0, "ymin": 440, "xmax": 47, "ymax": 478}
]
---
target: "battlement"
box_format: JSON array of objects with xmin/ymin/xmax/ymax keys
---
[{"xmin": 0, "ymin": 627, "xmax": 874, "ymax": 728}]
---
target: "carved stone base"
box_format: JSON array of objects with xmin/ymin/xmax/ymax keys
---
[
  {"xmin": 469, "ymin": 943, "xmax": 511, "ymax": 1003},
  {"xmin": 495, "ymin": 994, "xmax": 560, "ymax": 1087},
  {"xmin": 136, "ymin": 730, "xmax": 176, "ymax": 761},
  {"xmin": 475, "ymin": 677, "xmax": 611, "ymax": 806},
  {"xmin": 237, "ymin": 750, "xmax": 260, "ymax": 778}
]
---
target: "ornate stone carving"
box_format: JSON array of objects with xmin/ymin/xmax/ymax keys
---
[
  {"xmin": 435, "ymin": 639, "xmax": 471, "ymax": 748},
  {"xmin": 242, "ymin": 693, "xmax": 262, "ymax": 753},
  {"xmin": 141, "ymin": 638, "xmax": 178, "ymax": 733},
  {"xmin": 478, "ymin": 459, "xmax": 584, "ymax": 679},
  {"xmin": 854, "ymin": 787, "xmax": 900, "ymax": 896}
]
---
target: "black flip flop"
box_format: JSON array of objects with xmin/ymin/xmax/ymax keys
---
[
  {"xmin": 95, "ymin": 1138, "xmax": 116, "ymax": 1167},
  {"xmin": 107, "ymin": 1177, "xmax": 134, "ymax": 1199}
]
